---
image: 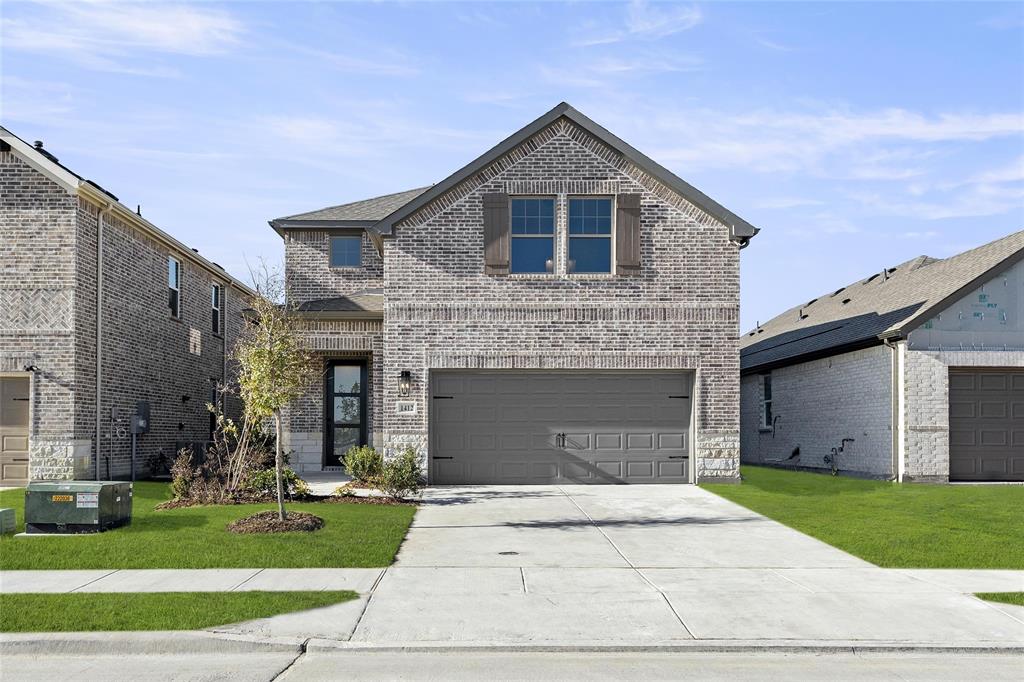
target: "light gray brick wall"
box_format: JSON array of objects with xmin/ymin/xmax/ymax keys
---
[
  {"xmin": 285, "ymin": 230, "xmax": 383, "ymax": 305},
  {"xmin": 740, "ymin": 345, "xmax": 894, "ymax": 477},
  {"xmin": 902, "ymin": 348, "xmax": 1024, "ymax": 482},
  {"xmin": 380, "ymin": 119, "xmax": 742, "ymax": 482},
  {"xmin": 1, "ymin": 151, "xmax": 248, "ymax": 480}
]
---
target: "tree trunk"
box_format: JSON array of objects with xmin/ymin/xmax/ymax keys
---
[{"xmin": 274, "ymin": 410, "xmax": 286, "ymax": 521}]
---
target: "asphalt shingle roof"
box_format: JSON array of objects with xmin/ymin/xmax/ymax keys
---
[
  {"xmin": 294, "ymin": 288, "xmax": 383, "ymax": 314},
  {"xmin": 741, "ymin": 230, "xmax": 1024, "ymax": 372},
  {"xmin": 278, "ymin": 187, "xmax": 430, "ymax": 223}
]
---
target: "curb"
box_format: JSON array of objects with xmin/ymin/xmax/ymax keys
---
[
  {"xmin": 306, "ymin": 639, "xmax": 1024, "ymax": 655},
  {"xmin": 3, "ymin": 632, "xmax": 1024, "ymax": 656}
]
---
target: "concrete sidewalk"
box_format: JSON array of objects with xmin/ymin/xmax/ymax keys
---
[
  {"xmin": 2, "ymin": 485, "xmax": 1023, "ymax": 650},
  {"xmin": 0, "ymin": 568, "xmax": 382, "ymax": 594}
]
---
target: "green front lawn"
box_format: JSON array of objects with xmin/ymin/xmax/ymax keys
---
[
  {"xmin": 978, "ymin": 593, "xmax": 1024, "ymax": 607},
  {"xmin": 0, "ymin": 482, "xmax": 415, "ymax": 569},
  {"xmin": 706, "ymin": 466, "xmax": 1024, "ymax": 569},
  {"xmin": 0, "ymin": 591, "xmax": 357, "ymax": 632}
]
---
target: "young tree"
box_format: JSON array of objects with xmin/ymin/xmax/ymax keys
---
[{"xmin": 234, "ymin": 262, "xmax": 315, "ymax": 520}]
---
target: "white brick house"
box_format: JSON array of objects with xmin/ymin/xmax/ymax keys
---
[
  {"xmin": 0, "ymin": 127, "xmax": 253, "ymax": 484},
  {"xmin": 740, "ymin": 231, "xmax": 1024, "ymax": 482},
  {"xmin": 271, "ymin": 103, "xmax": 759, "ymax": 484}
]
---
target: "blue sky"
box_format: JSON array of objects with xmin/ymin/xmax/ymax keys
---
[{"xmin": 2, "ymin": 1, "xmax": 1022, "ymax": 330}]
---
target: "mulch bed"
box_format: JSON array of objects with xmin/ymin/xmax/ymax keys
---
[
  {"xmin": 319, "ymin": 495, "xmax": 416, "ymax": 506},
  {"xmin": 158, "ymin": 493, "xmax": 414, "ymax": 510},
  {"xmin": 227, "ymin": 510, "xmax": 325, "ymax": 534}
]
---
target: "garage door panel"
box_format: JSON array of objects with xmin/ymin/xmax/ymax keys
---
[
  {"xmin": 431, "ymin": 371, "xmax": 692, "ymax": 484},
  {"xmin": 658, "ymin": 433, "xmax": 686, "ymax": 450},
  {"xmin": 949, "ymin": 401, "xmax": 975, "ymax": 419},
  {"xmin": 594, "ymin": 433, "xmax": 622, "ymax": 450},
  {"xmin": 949, "ymin": 368, "xmax": 1023, "ymax": 482},
  {"xmin": 979, "ymin": 374, "xmax": 1008, "ymax": 391}
]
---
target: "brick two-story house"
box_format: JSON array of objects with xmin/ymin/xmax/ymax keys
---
[
  {"xmin": 0, "ymin": 127, "xmax": 253, "ymax": 484},
  {"xmin": 270, "ymin": 103, "xmax": 758, "ymax": 484}
]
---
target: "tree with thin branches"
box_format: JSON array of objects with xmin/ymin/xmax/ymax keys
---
[{"xmin": 234, "ymin": 262, "xmax": 315, "ymax": 520}]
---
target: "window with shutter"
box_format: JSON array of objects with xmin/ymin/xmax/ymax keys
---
[{"xmin": 615, "ymin": 193, "xmax": 641, "ymax": 275}]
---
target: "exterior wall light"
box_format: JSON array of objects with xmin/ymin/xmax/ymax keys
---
[{"xmin": 399, "ymin": 371, "xmax": 412, "ymax": 397}]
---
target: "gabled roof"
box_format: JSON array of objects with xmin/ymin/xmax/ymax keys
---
[
  {"xmin": 370, "ymin": 102, "xmax": 759, "ymax": 242},
  {"xmin": 269, "ymin": 187, "xmax": 429, "ymax": 235},
  {"xmin": 741, "ymin": 230, "xmax": 1024, "ymax": 373},
  {"xmin": 0, "ymin": 125, "xmax": 256, "ymax": 298},
  {"xmin": 268, "ymin": 102, "xmax": 760, "ymax": 245}
]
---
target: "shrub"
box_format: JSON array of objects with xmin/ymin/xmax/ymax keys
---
[
  {"xmin": 343, "ymin": 445, "xmax": 383, "ymax": 484},
  {"xmin": 169, "ymin": 450, "xmax": 194, "ymax": 500},
  {"xmin": 244, "ymin": 466, "xmax": 310, "ymax": 499},
  {"xmin": 377, "ymin": 446, "xmax": 423, "ymax": 500}
]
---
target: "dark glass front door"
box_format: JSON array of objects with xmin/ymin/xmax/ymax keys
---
[{"xmin": 325, "ymin": 361, "xmax": 367, "ymax": 467}]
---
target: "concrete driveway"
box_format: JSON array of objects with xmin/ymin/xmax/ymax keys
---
[{"xmin": 222, "ymin": 484, "xmax": 1024, "ymax": 646}]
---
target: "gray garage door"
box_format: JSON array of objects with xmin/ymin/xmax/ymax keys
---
[
  {"xmin": 948, "ymin": 369, "xmax": 1024, "ymax": 482},
  {"xmin": 430, "ymin": 371, "xmax": 692, "ymax": 484}
]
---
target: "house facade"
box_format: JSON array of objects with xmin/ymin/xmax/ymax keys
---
[
  {"xmin": 271, "ymin": 103, "xmax": 758, "ymax": 485},
  {"xmin": 0, "ymin": 127, "xmax": 253, "ymax": 484},
  {"xmin": 740, "ymin": 231, "xmax": 1024, "ymax": 482}
]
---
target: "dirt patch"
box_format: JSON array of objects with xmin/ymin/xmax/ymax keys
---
[{"xmin": 227, "ymin": 510, "xmax": 325, "ymax": 534}]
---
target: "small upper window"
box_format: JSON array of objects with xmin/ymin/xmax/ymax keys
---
[
  {"xmin": 568, "ymin": 198, "xmax": 612, "ymax": 274},
  {"xmin": 761, "ymin": 374, "xmax": 773, "ymax": 428},
  {"xmin": 510, "ymin": 198, "xmax": 554, "ymax": 274},
  {"xmin": 168, "ymin": 256, "xmax": 181, "ymax": 318},
  {"xmin": 211, "ymin": 284, "xmax": 222, "ymax": 335},
  {"xmin": 330, "ymin": 236, "xmax": 362, "ymax": 267}
]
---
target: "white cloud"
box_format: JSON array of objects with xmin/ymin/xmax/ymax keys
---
[
  {"xmin": 2, "ymin": 1, "xmax": 243, "ymax": 74},
  {"xmin": 968, "ymin": 156, "xmax": 1024, "ymax": 184},
  {"xmin": 756, "ymin": 197, "xmax": 825, "ymax": 209},
  {"xmin": 626, "ymin": 1, "xmax": 703, "ymax": 39},
  {"xmin": 853, "ymin": 183, "xmax": 1024, "ymax": 220},
  {"xmin": 573, "ymin": 1, "xmax": 702, "ymax": 46},
  {"xmin": 291, "ymin": 46, "xmax": 419, "ymax": 77}
]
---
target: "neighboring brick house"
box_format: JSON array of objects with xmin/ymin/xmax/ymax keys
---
[
  {"xmin": 0, "ymin": 127, "xmax": 254, "ymax": 484},
  {"xmin": 270, "ymin": 103, "xmax": 758, "ymax": 484},
  {"xmin": 740, "ymin": 231, "xmax": 1024, "ymax": 482}
]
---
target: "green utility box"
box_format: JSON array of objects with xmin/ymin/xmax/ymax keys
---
[{"xmin": 25, "ymin": 481, "xmax": 133, "ymax": 534}]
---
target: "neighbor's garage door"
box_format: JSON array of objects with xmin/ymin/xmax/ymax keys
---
[
  {"xmin": 948, "ymin": 369, "xmax": 1024, "ymax": 482},
  {"xmin": 430, "ymin": 371, "xmax": 692, "ymax": 484}
]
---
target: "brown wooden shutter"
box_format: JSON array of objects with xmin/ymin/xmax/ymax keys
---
[
  {"xmin": 483, "ymin": 193, "xmax": 510, "ymax": 275},
  {"xmin": 616, "ymin": 193, "xmax": 641, "ymax": 275}
]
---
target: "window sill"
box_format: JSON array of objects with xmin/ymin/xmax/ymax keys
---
[
  {"xmin": 506, "ymin": 273, "xmax": 560, "ymax": 279},
  {"xmin": 329, "ymin": 265, "xmax": 363, "ymax": 270},
  {"xmin": 758, "ymin": 427, "xmax": 773, "ymax": 433},
  {"xmin": 567, "ymin": 273, "xmax": 616, "ymax": 279},
  {"xmin": 170, "ymin": 314, "xmax": 183, "ymax": 323}
]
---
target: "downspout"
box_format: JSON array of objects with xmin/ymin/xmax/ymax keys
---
[
  {"xmin": 883, "ymin": 338, "xmax": 902, "ymax": 482},
  {"xmin": 95, "ymin": 202, "xmax": 112, "ymax": 480}
]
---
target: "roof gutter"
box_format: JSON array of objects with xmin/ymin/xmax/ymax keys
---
[{"xmin": 78, "ymin": 183, "xmax": 257, "ymax": 299}]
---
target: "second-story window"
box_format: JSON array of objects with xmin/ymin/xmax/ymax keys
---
[
  {"xmin": 330, "ymin": 236, "xmax": 362, "ymax": 268},
  {"xmin": 168, "ymin": 256, "xmax": 181, "ymax": 318},
  {"xmin": 568, "ymin": 197, "xmax": 613, "ymax": 274},
  {"xmin": 510, "ymin": 198, "xmax": 555, "ymax": 274},
  {"xmin": 211, "ymin": 284, "xmax": 222, "ymax": 334}
]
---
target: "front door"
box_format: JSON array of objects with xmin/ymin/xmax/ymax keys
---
[
  {"xmin": 325, "ymin": 362, "xmax": 367, "ymax": 468},
  {"xmin": 0, "ymin": 376, "xmax": 30, "ymax": 484}
]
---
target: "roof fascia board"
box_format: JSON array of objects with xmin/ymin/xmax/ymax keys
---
[
  {"xmin": 371, "ymin": 102, "xmax": 572, "ymax": 236},
  {"xmin": 740, "ymin": 336, "xmax": 884, "ymax": 376},
  {"xmin": 558, "ymin": 107, "xmax": 759, "ymax": 241},
  {"xmin": 269, "ymin": 219, "xmax": 376, "ymax": 239},
  {"xmin": 370, "ymin": 102, "xmax": 759, "ymax": 241},
  {"xmin": 79, "ymin": 183, "xmax": 258, "ymax": 298},
  {"xmin": 881, "ymin": 245, "xmax": 1024, "ymax": 340},
  {"xmin": 0, "ymin": 128, "xmax": 79, "ymax": 193}
]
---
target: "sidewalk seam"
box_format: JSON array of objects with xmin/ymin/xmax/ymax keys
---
[
  {"xmin": 68, "ymin": 569, "xmax": 120, "ymax": 593},
  {"xmin": 557, "ymin": 487, "xmax": 696, "ymax": 640},
  {"xmin": 230, "ymin": 569, "xmax": 265, "ymax": 592}
]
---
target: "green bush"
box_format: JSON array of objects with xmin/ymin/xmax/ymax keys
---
[
  {"xmin": 378, "ymin": 446, "xmax": 423, "ymax": 500},
  {"xmin": 169, "ymin": 451, "xmax": 193, "ymax": 500},
  {"xmin": 343, "ymin": 445, "xmax": 383, "ymax": 484},
  {"xmin": 244, "ymin": 467, "xmax": 310, "ymax": 499}
]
